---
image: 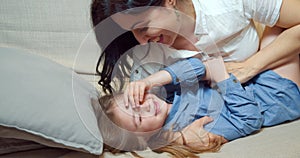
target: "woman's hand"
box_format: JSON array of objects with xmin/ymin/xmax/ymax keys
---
[{"xmin": 225, "ymin": 61, "xmax": 258, "ymax": 83}]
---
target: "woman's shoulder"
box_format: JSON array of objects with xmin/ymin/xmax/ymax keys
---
[{"xmin": 198, "ymin": 0, "xmax": 243, "ymax": 14}]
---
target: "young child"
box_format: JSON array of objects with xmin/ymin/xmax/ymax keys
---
[{"xmin": 97, "ymin": 56, "xmax": 300, "ymax": 157}]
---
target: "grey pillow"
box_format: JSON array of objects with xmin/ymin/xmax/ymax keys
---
[{"xmin": 0, "ymin": 47, "xmax": 103, "ymax": 155}]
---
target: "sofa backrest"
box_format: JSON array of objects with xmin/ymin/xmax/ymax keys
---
[{"xmin": 0, "ymin": 0, "xmax": 101, "ymax": 75}]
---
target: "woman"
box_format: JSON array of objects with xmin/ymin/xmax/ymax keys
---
[
  {"xmin": 91, "ymin": 0, "xmax": 300, "ymax": 94},
  {"xmin": 97, "ymin": 56, "xmax": 300, "ymax": 157}
]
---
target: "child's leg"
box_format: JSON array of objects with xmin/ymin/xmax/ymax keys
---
[
  {"xmin": 255, "ymin": 26, "xmax": 300, "ymax": 126},
  {"xmin": 249, "ymin": 70, "xmax": 300, "ymax": 126}
]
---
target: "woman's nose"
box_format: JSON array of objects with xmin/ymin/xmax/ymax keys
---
[
  {"xmin": 136, "ymin": 35, "xmax": 150, "ymax": 45},
  {"xmin": 132, "ymin": 30, "xmax": 150, "ymax": 45}
]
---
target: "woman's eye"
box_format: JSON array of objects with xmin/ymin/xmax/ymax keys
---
[{"xmin": 139, "ymin": 27, "xmax": 148, "ymax": 32}]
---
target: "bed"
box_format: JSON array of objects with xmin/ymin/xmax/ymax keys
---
[{"xmin": 0, "ymin": 0, "xmax": 299, "ymax": 158}]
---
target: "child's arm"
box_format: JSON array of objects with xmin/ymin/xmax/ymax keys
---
[
  {"xmin": 124, "ymin": 70, "xmax": 172, "ymax": 108},
  {"xmin": 125, "ymin": 57, "xmax": 206, "ymax": 108},
  {"xmin": 125, "ymin": 56, "xmax": 230, "ymax": 107},
  {"xmin": 170, "ymin": 57, "xmax": 263, "ymax": 141},
  {"xmin": 212, "ymin": 74, "xmax": 263, "ymax": 140}
]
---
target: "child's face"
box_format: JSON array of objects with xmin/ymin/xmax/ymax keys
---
[{"xmin": 112, "ymin": 93, "xmax": 170, "ymax": 133}]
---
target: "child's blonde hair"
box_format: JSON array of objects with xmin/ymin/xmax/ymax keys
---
[{"xmin": 97, "ymin": 94, "xmax": 223, "ymax": 158}]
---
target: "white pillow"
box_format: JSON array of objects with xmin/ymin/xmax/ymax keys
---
[{"xmin": 0, "ymin": 47, "xmax": 103, "ymax": 155}]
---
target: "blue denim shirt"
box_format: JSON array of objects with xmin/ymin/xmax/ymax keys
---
[{"xmin": 163, "ymin": 58, "xmax": 300, "ymax": 141}]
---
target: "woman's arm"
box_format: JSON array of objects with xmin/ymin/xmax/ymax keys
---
[
  {"xmin": 277, "ymin": 0, "xmax": 300, "ymax": 28},
  {"xmin": 227, "ymin": 25, "xmax": 300, "ymax": 83},
  {"xmin": 226, "ymin": 0, "xmax": 300, "ymax": 83}
]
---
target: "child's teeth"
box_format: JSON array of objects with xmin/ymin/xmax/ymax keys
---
[{"xmin": 155, "ymin": 36, "xmax": 160, "ymax": 42}]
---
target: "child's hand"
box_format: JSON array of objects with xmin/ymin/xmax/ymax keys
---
[
  {"xmin": 124, "ymin": 79, "xmax": 152, "ymax": 108},
  {"xmin": 176, "ymin": 116, "xmax": 213, "ymax": 148}
]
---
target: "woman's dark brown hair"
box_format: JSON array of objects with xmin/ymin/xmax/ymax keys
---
[{"xmin": 91, "ymin": 0, "xmax": 165, "ymax": 94}]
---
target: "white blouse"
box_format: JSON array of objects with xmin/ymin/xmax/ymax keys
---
[
  {"xmin": 130, "ymin": 0, "xmax": 283, "ymax": 81},
  {"xmin": 192, "ymin": 0, "xmax": 282, "ymax": 61}
]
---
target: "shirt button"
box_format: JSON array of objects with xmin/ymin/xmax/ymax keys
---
[
  {"xmin": 233, "ymin": 79, "xmax": 238, "ymax": 83},
  {"xmin": 135, "ymin": 70, "xmax": 139, "ymax": 74}
]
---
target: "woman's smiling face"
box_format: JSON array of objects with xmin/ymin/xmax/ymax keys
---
[
  {"xmin": 112, "ymin": 6, "xmax": 181, "ymax": 46},
  {"xmin": 112, "ymin": 93, "xmax": 170, "ymax": 133}
]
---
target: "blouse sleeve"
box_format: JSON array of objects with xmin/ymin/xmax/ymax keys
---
[
  {"xmin": 163, "ymin": 57, "xmax": 206, "ymax": 86},
  {"xmin": 214, "ymin": 74, "xmax": 264, "ymax": 140},
  {"xmin": 242, "ymin": 0, "xmax": 283, "ymax": 26}
]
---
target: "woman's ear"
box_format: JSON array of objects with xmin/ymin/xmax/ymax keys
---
[{"xmin": 163, "ymin": 0, "xmax": 176, "ymax": 8}]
